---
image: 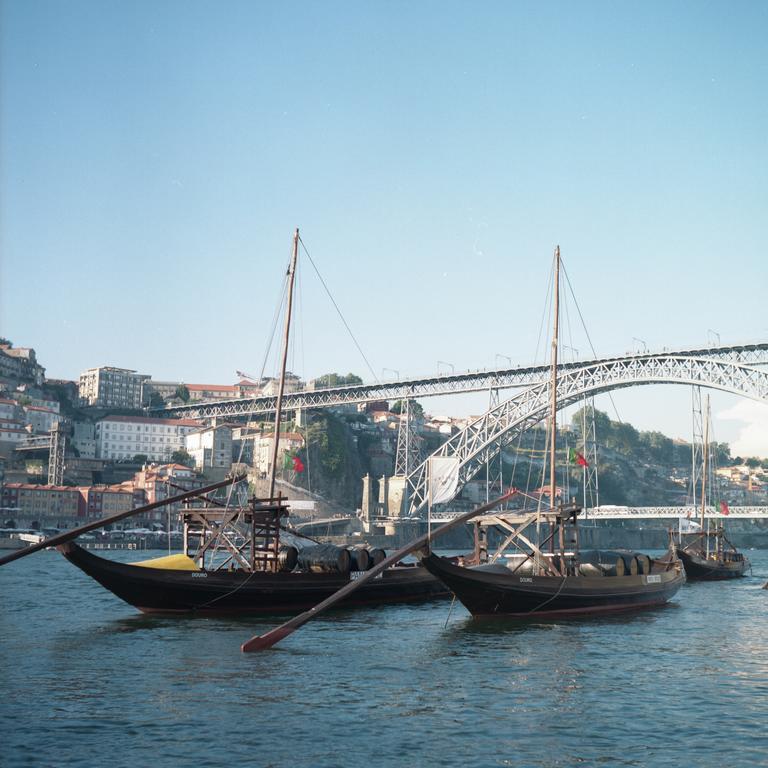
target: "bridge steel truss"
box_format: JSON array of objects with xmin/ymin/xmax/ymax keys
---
[
  {"xmin": 584, "ymin": 506, "xmax": 768, "ymax": 520},
  {"xmin": 403, "ymin": 355, "xmax": 768, "ymax": 517},
  {"xmin": 157, "ymin": 342, "xmax": 768, "ymax": 420},
  {"xmin": 431, "ymin": 505, "xmax": 768, "ymax": 523}
]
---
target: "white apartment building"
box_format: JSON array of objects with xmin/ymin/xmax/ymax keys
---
[
  {"xmin": 78, "ymin": 366, "xmax": 149, "ymax": 409},
  {"xmin": 0, "ymin": 398, "xmax": 21, "ymax": 421},
  {"xmin": 185, "ymin": 424, "xmax": 234, "ymax": 471},
  {"xmin": 24, "ymin": 406, "xmax": 60, "ymax": 434},
  {"xmin": 72, "ymin": 422, "xmax": 97, "ymax": 459},
  {"xmin": 95, "ymin": 416, "xmax": 201, "ymax": 462},
  {"xmin": 0, "ymin": 419, "xmax": 28, "ymax": 446}
]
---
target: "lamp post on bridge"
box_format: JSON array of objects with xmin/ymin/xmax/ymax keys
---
[
  {"xmin": 382, "ymin": 368, "xmax": 400, "ymax": 381},
  {"xmin": 707, "ymin": 329, "xmax": 720, "ymax": 347},
  {"xmin": 437, "ymin": 361, "xmax": 455, "ymax": 375},
  {"xmin": 562, "ymin": 345, "xmax": 579, "ymax": 361},
  {"xmin": 632, "ymin": 337, "xmax": 648, "ymax": 355},
  {"xmin": 495, "ymin": 354, "xmax": 512, "ymax": 368}
]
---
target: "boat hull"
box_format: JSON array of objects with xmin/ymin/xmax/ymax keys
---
[
  {"xmin": 58, "ymin": 542, "xmax": 449, "ymax": 614},
  {"xmin": 677, "ymin": 548, "xmax": 748, "ymax": 581},
  {"xmin": 420, "ymin": 552, "xmax": 685, "ymax": 618}
]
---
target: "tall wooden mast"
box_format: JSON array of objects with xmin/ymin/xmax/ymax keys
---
[
  {"xmin": 549, "ymin": 246, "xmax": 561, "ymax": 505},
  {"xmin": 269, "ymin": 228, "xmax": 299, "ymax": 499},
  {"xmin": 700, "ymin": 394, "xmax": 710, "ymax": 534}
]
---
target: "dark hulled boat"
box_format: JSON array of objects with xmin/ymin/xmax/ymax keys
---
[
  {"xmin": 57, "ymin": 539, "xmax": 448, "ymax": 615},
  {"xmin": 419, "ymin": 247, "xmax": 685, "ymax": 619},
  {"xmin": 674, "ymin": 392, "xmax": 749, "ymax": 581},
  {"xmin": 46, "ymin": 230, "xmax": 448, "ymax": 616},
  {"xmin": 675, "ymin": 528, "xmax": 749, "ymax": 581},
  {"xmin": 421, "ymin": 509, "xmax": 685, "ymax": 619}
]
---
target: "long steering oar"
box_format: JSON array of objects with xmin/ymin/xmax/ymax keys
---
[
  {"xmin": 241, "ymin": 489, "xmax": 517, "ymax": 652},
  {"xmin": 0, "ymin": 473, "xmax": 247, "ymax": 567}
]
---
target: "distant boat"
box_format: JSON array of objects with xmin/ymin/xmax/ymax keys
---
[
  {"xmin": 674, "ymin": 395, "xmax": 749, "ymax": 581},
  {"xmin": 420, "ymin": 247, "xmax": 685, "ymax": 617}
]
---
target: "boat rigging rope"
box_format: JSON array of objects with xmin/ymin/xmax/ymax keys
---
[
  {"xmin": 526, "ymin": 570, "xmax": 569, "ymax": 615},
  {"xmin": 298, "ymin": 235, "xmax": 379, "ymax": 383}
]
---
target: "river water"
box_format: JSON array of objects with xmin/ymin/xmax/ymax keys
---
[{"xmin": 2, "ymin": 548, "xmax": 768, "ymax": 768}]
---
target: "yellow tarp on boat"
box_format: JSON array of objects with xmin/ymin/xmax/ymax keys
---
[{"xmin": 129, "ymin": 553, "xmax": 200, "ymax": 571}]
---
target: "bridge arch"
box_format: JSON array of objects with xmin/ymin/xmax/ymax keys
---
[{"xmin": 404, "ymin": 356, "xmax": 768, "ymax": 516}]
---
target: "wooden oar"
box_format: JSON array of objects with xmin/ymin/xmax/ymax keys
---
[
  {"xmin": 241, "ymin": 489, "xmax": 517, "ymax": 652},
  {"xmin": 0, "ymin": 473, "xmax": 247, "ymax": 567}
]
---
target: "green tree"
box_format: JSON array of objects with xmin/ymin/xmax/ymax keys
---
[
  {"xmin": 175, "ymin": 384, "xmax": 190, "ymax": 403},
  {"xmin": 390, "ymin": 400, "xmax": 424, "ymax": 417},
  {"xmin": 170, "ymin": 449, "xmax": 193, "ymax": 466},
  {"xmin": 306, "ymin": 413, "xmax": 346, "ymax": 478},
  {"xmin": 315, "ymin": 372, "xmax": 363, "ymax": 388},
  {"xmin": 745, "ymin": 457, "xmax": 761, "ymax": 469},
  {"xmin": 132, "ymin": 454, "xmax": 149, "ymax": 464},
  {"xmin": 148, "ymin": 391, "xmax": 165, "ymax": 409}
]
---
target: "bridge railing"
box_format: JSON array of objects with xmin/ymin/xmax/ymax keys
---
[{"xmin": 430, "ymin": 505, "xmax": 768, "ymax": 523}]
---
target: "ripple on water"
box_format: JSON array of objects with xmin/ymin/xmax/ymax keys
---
[{"xmin": 2, "ymin": 551, "xmax": 768, "ymax": 766}]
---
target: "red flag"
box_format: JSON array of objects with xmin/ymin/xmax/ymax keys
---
[
  {"xmin": 569, "ymin": 448, "xmax": 589, "ymax": 467},
  {"xmin": 292, "ymin": 455, "xmax": 305, "ymax": 473},
  {"xmin": 720, "ymin": 500, "xmax": 729, "ymax": 516}
]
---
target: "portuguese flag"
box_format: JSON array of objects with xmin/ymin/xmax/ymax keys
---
[
  {"xmin": 569, "ymin": 448, "xmax": 589, "ymax": 467},
  {"xmin": 283, "ymin": 450, "xmax": 305, "ymax": 473}
]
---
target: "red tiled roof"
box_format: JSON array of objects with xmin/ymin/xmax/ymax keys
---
[
  {"xmin": 99, "ymin": 415, "xmax": 201, "ymax": 427},
  {"xmin": 186, "ymin": 384, "xmax": 237, "ymax": 392},
  {"xmin": 3, "ymin": 483, "xmax": 79, "ymax": 492}
]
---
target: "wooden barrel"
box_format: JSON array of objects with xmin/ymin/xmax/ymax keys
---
[
  {"xmin": 369, "ymin": 548, "xmax": 386, "ymax": 566},
  {"xmin": 578, "ymin": 563, "xmax": 603, "ymax": 577},
  {"xmin": 623, "ymin": 555, "xmax": 639, "ymax": 576},
  {"xmin": 347, "ymin": 546, "xmax": 371, "ymax": 571},
  {"xmin": 636, "ymin": 554, "xmax": 651, "ymax": 575},
  {"xmin": 277, "ymin": 545, "xmax": 298, "ymax": 572},
  {"xmin": 297, "ymin": 544, "xmax": 351, "ymax": 573},
  {"xmin": 614, "ymin": 556, "xmax": 626, "ymax": 576}
]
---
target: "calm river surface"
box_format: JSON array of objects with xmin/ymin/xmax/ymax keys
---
[{"xmin": 2, "ymin": 548, "xmax": 768, "ymax": 768}]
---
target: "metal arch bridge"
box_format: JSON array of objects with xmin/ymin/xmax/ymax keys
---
[
  {"xmin": 404, "ymin": 355, "xmax": 768, "ymax": 517},
  {"xmin": 584, "ymin": 506, "xmax": 768, "ymax": 520},
  {"xmin": 156, "ymin": 341, "xmax": 768, "ymax": 419},
  {"xmin": 430, "ymin": 506, "xmax": 768, "ymax": 523}
]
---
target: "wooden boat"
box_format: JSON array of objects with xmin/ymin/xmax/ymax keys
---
[
  {"xmin": 48, "ymin": 229, "xmax": 449, "ymax": 614},
  {"xmin": 420, "ymin": 246, "xmax": 685, "ymax": 618},
  {"xmin": 673, "ymin": 395, "xmax": 749, "ymax": 581},
  {"xmin": 421, "ymin": 511, "xmax": 684, "ymax": 618},
  {"xmin": 56, "ymin": 538, "xmax": 446, "ymax": 615},
  {"xmin": 675, "ymin": 534, "xmax": 748, "ymax": 581}
]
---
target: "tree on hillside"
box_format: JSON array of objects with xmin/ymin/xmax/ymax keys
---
[
  {"xmin": 314, "ymin": 372, "xmax": 363, "ymax": 388},
  {"xmin": 148, "ymin": 391, "xmax": 165, "ymax": 409},
  {"xmin": 304, "ymin": 412, "xmax": 351, "ymax": 478},
  {"xmin": 390, "ymin": 400, "xmax": 424, "ymax": 417},
  {"xmin": 175, "ymin": 384, "xmax": 190, "ymax": 403},
  {"xmin": 171, "ymin": 449, "xmax": 193, "ymax": 467}
]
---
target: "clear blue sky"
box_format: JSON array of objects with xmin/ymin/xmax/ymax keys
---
[{"xmin": 2, "ymin": 1, "xmax": 767, "ymax": 453}]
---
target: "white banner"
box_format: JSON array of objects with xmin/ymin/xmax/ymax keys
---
[
  {"xmin": 429, "ymin": 456, "xmax": 460, "ymax": 506},
  {"xmin": 679, "ymin": 517, "xmax": 701, "ymax": 533}
]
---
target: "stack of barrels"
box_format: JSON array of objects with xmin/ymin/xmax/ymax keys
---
[
  {"xmin": 293, "ymin": 544, "xmax": 387, "ymax": 574},
  {"xmin": 578, "ymin": 551, "xmax": 653, "ymax": 577}
]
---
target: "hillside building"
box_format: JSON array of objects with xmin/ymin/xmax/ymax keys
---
[
  {"xmin": 95, "ymin": 415, "xmax": 201, "ymax": 462},
  {"xmin": 78, "ymin": 366, "xmax": 149, "ymax": 409}
]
